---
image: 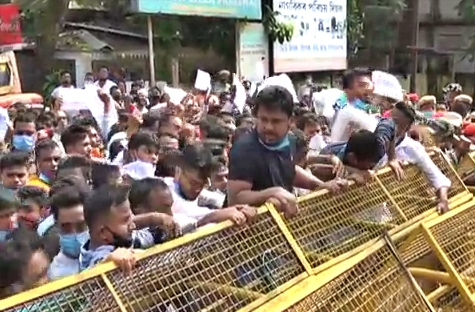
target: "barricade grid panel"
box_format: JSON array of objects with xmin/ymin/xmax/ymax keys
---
[
  {"xmin": 457, "ymin": 154, "xmax": 475, "ymax": 179},
  {"xmin": 4, "ymin": 277, "xmax": 121, "ymax": 312},
  {"xmin": 378, "ymin": 164, "xmax": 437, "ymax": 220},
  {"xmin": 431, "ymin": 152, "xmax": 467, "ymax": 197},
  {"xmin": 429, "ymin": 206, "xmax": 475, "ymax": 294},
  {"xmin": 284, "ymin": 245, "xmax": 430, "ymax": 312},
  {"xmin": 397, "ymin": 230, "xmax": 432, "ymax": 266},
  {"xmin": 287, "ymin": 179, "xmax": 404, "ymax": 267},
  {"xmin": 432, "ymin": 287, "xmax": 472, "ymax": 311},
  {"xmin": 106, "ymin": 211, "xmax": 304, "ymax": 312}
]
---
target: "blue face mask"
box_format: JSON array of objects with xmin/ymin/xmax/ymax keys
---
[
  {"xmin": 60, "ymin": 231, "xmax": 90, "ymax": 258},
  {"xmin": 258, "ymin": 134, "xmax": 290, "ymax": 151},
  {"xmin": 12, "ymin": 134, "xmax": 35, "ymax": 151},
  {"xmin": 0, "ymin": 230, "xmax": 10, "ymax": 241}
]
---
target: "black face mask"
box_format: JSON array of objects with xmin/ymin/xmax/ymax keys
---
[{"xmin": 107, "ymin": 227, "xmax": 133, "ymax": 248}]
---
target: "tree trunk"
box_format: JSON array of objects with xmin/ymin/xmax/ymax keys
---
[{"xmin": 31, "ymin": 0, "xmax": 71, "ymax": 91}]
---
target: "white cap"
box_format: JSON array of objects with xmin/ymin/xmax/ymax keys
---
[{"xmin": 438, "ymin": 112, "xmax": 463, "ymax": 127}]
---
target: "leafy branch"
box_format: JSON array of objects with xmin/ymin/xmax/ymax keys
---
[
  {"xmin": 262, "ymin": 5, "xmax": 294, "ymax": 44},
  {"xmin": 346, "ymin": 0, "xmax": 364, "ymax": 56}
]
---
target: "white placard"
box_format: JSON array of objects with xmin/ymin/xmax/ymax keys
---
[
  {"xmin": 313, "ymin": 88, "xmax": 344, "ymax": 119},
  {"xmin": 233, "ymin": 74, "xmax": 246, "ymax": 114},
  {"xmin": 257, "ymin": 74, "xmax": 299, "ymax": 103},
  {"xmin": 372, "ymin": 70, "xmax": 403, "ymax": 102},
  {"xmin": 330, "ymin": 105, "xmax": 378, "ymax": 142},
  {"xmin": 164, "ymin": 86, "xmax": 187, "ymax": 105},
  {"xmin": 273, "ymin": 0, "xmax": 347, "ymax": 72},
  {"xmin": 61, "ymin": 88, "xmax": 88, "ymax": 111},
  {"xmin": 194, "ymin": 69, "xmax": 211, "ymax": 91}
]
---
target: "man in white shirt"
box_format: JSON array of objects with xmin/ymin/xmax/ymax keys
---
[
  {"xmin": 51, "ymin": 70, "xmax": 75, "ymax": 100},
  {"xmin": 94, "ymin": 66, "xmax": 117, "ymax": 94}
]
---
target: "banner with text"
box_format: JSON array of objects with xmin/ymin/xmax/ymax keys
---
[
  {"xmin": 131, "ymin": 0, "xmax": 261, "ymax": 19},
  {"xmin": 238, "ymin": 23, "xmax": 269, "ymax": 82},
  {"xmin": 272, "ymin": 0, "xmax": 347, "ymax": 72}
]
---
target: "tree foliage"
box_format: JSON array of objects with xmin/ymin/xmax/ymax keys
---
[
  {"xmin": 347, "ymin": 0, "xmax": 406, "ymax": 59},
  {"xmin": 456, "ymin": 0, "xmax": 475, "ymax": 61}
]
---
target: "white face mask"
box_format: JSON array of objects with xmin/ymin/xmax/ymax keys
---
[
  {"xmin": 309, "ymin": 133, "xmax": 327, "ymax": 151},
  {"xmin": 121, "ymin": 160, "xmax": 156, "ymax": 180}
]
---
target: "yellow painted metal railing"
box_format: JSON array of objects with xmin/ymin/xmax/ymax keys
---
[{"xmin": 1, "ymin": 149, "xmax": 475, "ymax": 311}]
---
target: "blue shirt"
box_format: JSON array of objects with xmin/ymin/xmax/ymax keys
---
[{"xmin": 79, "ymin": 229, "xmax": 155, "ymax": 271}]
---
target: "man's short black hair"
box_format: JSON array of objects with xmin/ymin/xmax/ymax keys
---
[
  {"xmin": 395, "ymin": 101, "xmax": 416, "ymax": 123},
  {"xmin": 50, "ymin": 186, "xmax": 89, "ymax": 221},
  {"xmin": 206, "ymin": 123, "xmax": 231, "ymax": 141},
  {"xmin": 84, "ymin": 184, "xmax": 130, "ymax": 229},
  {"xmin": 342, "ymin": 67, "xmax": 372, "ymax": 90},
  {"xmin": 128, "ymin": 131, "xmax": 158, "ymax": 151},
  {"xmin": 141, "ymin": 111, "xmax": 161, "ymax": 129},
  {"xmin": 13, "ymin": 112, "xmax": 36, "ymax": 128},
  {"xmin": 91, "ymin": 163, "xmax": 120, "ymax": 189},
  {"xmin": 35, "ymin": 139, "xmax": 59, "ymax": 161},
  {"xmin": 60, "ymin": 70, "xmax": 71, "ymax": 77},
  {"xmin": 129, "ymin": 178, "xmax": 168, "ymax": 212},
  {"xmin": 17, "ymin": 186, "xmax": 48, "ymax": 208},
  {"xmin": 0, "ymin": 152, "xmax": 30, "ymax": 171},
  {"xmin": 0, "ymin": 185, "xmax": 19, "ymax": 212},
  {"xmin": 180, "ymin": 142, "xmax": 214, "ymax": 179},
  {"xmin": 296, "ymin": 112, "xmax": 319, "ymax": 130},
  {"xmin": 57, "ymin": 155, "xmax": 90, "ymax": 171},
  {"xmin": 346, "ymin": 130, "xmax": 380, "ymax": 163},
  {"xmin": 254, "ymin": 85, "xmax": 293, "ymax": 117},
  {"xmin": 60, "ymin": 124, "xmax": 89, "ymax": 149},
  {"xmin": 199, "ymin": 115, "xmax": 220, "ymax": 133},
  {"xmin": 49, "ymin": 175, "xmax": 89, "ymax": 197},
  {"xmin": 57, "ymin": 155, "xmax": 91, "ymax": 183}
]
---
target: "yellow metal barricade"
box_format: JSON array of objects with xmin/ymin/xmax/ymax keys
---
[
  {"xmin": 1, "ymin": 149, "xmax": 473, "ymax": 312},
  {"xmin": 1, "ymin": 207, "xmax": 309, "ymax": 312},
  {"xmin": 251, "ymin": 232, "xmax": 434, "ymax": 312}
]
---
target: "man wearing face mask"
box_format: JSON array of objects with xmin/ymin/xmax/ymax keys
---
[
  {"xmin": 11, "ymin": 113, "xmax": 36, "ymax": 153},
  {"xmin": 83, "ymin": 72, "xmax": 94, "ymax": 87},
  {"xmin": 332, "ymin": 68, "xmax": 373, "ymax": 119},
  {"xmin": 228, "ymin": 85, "xmax": 348, "ymax": 217},
  {"xmin": 110, "ymin": 85, "xmax": 124, "ymax": 110}
]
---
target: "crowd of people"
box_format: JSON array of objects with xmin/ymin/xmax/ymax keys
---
[{"xmin": 0, "ymin": 65, "xmax": 472, "ymax": 302}]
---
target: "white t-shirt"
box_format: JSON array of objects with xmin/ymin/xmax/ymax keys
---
[
  {"xmin": 164, "ymin": 177, "xmax": 215, "ymax": 222},
  {"xmin": 51, "ymin": 85, "xmax": 75, "ymax": 98},
  {"xmin": 94, "ymin": 79, "xmax": 117, "ymax": 94}
]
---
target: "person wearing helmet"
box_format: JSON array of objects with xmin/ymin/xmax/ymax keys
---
[{"xmin": 442, "ymin": 83, "xmax": 462, "ymax": 108}]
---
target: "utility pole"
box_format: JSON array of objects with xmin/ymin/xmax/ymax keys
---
[{"xmin": 410, "ymin": 0, "xmax": 420, "ymax": 93}]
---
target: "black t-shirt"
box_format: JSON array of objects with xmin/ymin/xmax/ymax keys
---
[{"xmin": 228, "ymin": 129, "xmax": 296, "ymax": 192}]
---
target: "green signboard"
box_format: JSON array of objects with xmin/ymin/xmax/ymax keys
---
[{"xmin": 131, "ymin": 0, "xmax": 262, "ymax": 19}]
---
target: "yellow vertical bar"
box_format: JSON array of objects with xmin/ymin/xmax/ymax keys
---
[
  {"xmin": 420, "ymin": 224, "xmax": 473, "ymax": 304},
  {"xmin": 397, "ymin": 226, "xmax": 420, "ymax": 254},
  {"xmin": 267, "ymin": 204, "xmax": 313, "ymax": 275},
  {"xmin": 101, "ymin": 273, "xmax": 128, "ymax": 312},
  {"xmin": 434, "ymin": 149, "xmax": 469, "ymax": 192},
  {"xmin": 374, "ymin": 175, "xmax": 408, "ymax": 221}
]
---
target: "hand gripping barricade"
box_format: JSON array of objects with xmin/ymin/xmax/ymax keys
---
[{"xmin": 1, "ymin": 149, "xmax": 474, "ymax": 312}]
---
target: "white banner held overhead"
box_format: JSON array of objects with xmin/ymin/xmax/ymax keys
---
[
  {"xmin": 272, "ymin": 0, "xmax": 347, "ymax": 72},
  {"xmin": 257, "ymin": 74, "xmax": 299, "ymax": 103},
  {"xmin": 372, "ymin": 70, "xmax": 403, "ymax": 102}
]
